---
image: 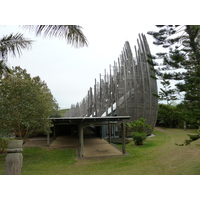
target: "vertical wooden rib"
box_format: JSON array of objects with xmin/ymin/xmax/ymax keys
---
[
  {"xmin": 142, "ymin": 34, "xmax": 158, "ymax": 128},
  {"xmin": 94, "ymin": 78, "xmax": 97, "ymax": 116}
]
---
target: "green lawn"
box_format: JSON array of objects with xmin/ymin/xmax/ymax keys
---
[
  {"xmin": 57, "ymin": 108, "xmax": 69, "ymax": 117},
  {"xmin": 1, "ymin": 127, "xmax": 200, "ymax": 175}
]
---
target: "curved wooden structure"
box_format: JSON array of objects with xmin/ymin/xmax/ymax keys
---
[{"xmin": 66, "ymin": 34, "xmax": 158, "ymax": 129}]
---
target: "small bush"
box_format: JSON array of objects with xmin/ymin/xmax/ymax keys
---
[
  {"xmin": 184, "ymin": 139, "xmax": 192, "ymax": 145},
  {"xmin": 127, "ymin": 118, "xmax": 152, "ymax": 136},
  {"xmin": 0, "ymin": 138, "xmax": 12, "ymax": 153},
  {"xmin": 187, "ymin": 134, "xmax": 199, "ymax": 141},
  {"xmin": 132, "ymin": 132, "xmax": 147, "ymax": 145}
]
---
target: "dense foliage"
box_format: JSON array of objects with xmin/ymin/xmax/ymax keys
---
[
  {"xmin": 131, "ymin": 131, "xmax": 147, "ymax": 145},
  {"xmin": 148, "ymin": 25, "xmax": 200, "ymax": 125},
  {"xmin": 127, "ymin": 118, "xmax": 152, "ymax": 135},
  {"xmin": 157, "ymin": 103, "xmax": 199, "ymax": 129},
  {"xmin": 0, "ymin": 138, "xmax": 12, "ymax": 153},
  {"xmin": 0, "ymin": 66, "xmax": 58, "ymax": 138},
  {"xmin": 157, "ymin": 104, "xmax": 180, "ymax": 127},
  {"xmin": 127, "ymin": 118, "xmax": 152, "ymax": 145}
]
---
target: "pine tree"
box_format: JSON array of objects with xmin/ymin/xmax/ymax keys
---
[
  {"xmin": 158, "ymin": 78, "xmax": 178, "ymax": 104},
  {"xmin": 148, "ymin": 25, "xmax": 200, "ymax": 124}
]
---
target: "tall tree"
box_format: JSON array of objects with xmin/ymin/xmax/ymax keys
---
[
  {"xmin": 23, "ymin": 25, "xmax": 88, "ymax": 48},
  {"xmin": 0, "ymin": 66, "xmax": 58, "ymax": 138},
  {"xmin": 148, "ymin": 25, "xmax": 200, "ymax": 123},
  {"xmin": 158, "ymin": 75, "xmax": 178, "ymax": 104},
  {"xmin": 156, "ymin": 104, "xmax": 180, "ymax": 128}
]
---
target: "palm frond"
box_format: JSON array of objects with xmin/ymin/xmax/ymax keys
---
[
  {"xmin": 23, "ymin": 25, "xmax": 88, "ymax": 48},
  {"xmin": 0, "ymin": 33, "xmax": 33, "ymax": 60}
]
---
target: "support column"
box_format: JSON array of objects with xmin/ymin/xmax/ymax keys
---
[
  {"xmin": 108, "ymin": 123, "xmax": 111, "ymax": 143},
  {"xmin": 47, "ymin": 132, "xmax": 50, "ymax": 146},
  {"xmin": 79, "ymin": 125, "xmax": 84, "ymax": 157},
  {"xmin": 121, "ymin": 122, "xmax": 126, "ymax": 155},
  {"xmin": 53, "ymin": 126, "xmax": 56, "ymax": 140}
]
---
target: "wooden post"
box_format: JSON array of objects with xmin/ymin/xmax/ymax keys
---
[
  {"xmin": 89, "ymin": 87, "xmax": 93, "ymax": 117},
  {"xmin": 47, "ymin": 132, "xmax": 50, "ymax": 146},
  {"xmin": 108, "ymin": 123, "xmax": 111, "ymax": 143},
  {"xmin": 79, "ymin": 125, "xmax": 84, "ymax": 157},
  {"xmin": 110, "ymin": 65, "xmax": 114, "ymax": 115},
  {"xmin": 5, "ymin": 140, "xmax": 23, "ymax": 175},
  {"xmin": 53, "ymin": 126, "xmax": 56, "ymax": 140},
  {"xmin": 94, "ymin": 78, "xmax": 97, "ymax": 116},
  {"xmin": 99, "ymin": 73, "xmax": 102, "ymax": 115},
  {"xmin": 121, "ymin": 122, "xmax": 126, "ymax": 155},
  {"xmin": 184, "ymin": 121, "xmax": 187, "ymax": 130},
  {"xmin": 122, "ymin": 50, "xmax": 128, "ymax": 116}
]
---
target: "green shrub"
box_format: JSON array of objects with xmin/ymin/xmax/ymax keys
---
[
  {"xmin": 184, "ymin": 139, "xmax": 192, "ymax": 145},
  {"xmin": 132, "ymin": 131, "xmax": 147, "ymax": 145},
  {"xmin": 187, "ymin": 134, "xmax": 199, "ymax": 141},
  {"xmin": 183, "ymin": 134, "xmax": 200, "ymax": 146},
  {"xmin": 127, "ymin": 118, "xmax": 152, "ymax": 136},
  {"xmin": 176, "ymin": 133, "xmax": 200, "ymax": 146},
  {"xmin": 0, "ymin": 138, "xmax": 12, "ymax": 153}
]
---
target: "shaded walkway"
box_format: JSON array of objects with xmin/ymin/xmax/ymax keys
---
[
  {"xmin": 50, "ymin": 136, "xmax": 79, "ymax": 149},
  {"xmin": 24, "ymin": 136, "xmax": 124, "ymax": 158},
  {"xmin": 50, "ymin": 116, "xmax": 129, "ymax": 157},
  {"xmin": 83, "ymin": 138, "xmax": 123, "ymax": 158},
  {"xmin": 49, "ymin": 136, "xmax": 123, "ymax": 158}
]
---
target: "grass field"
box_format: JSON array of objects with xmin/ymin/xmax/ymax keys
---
[
  {"xmin": 1, "ymin": 127, "xmax": 200, "ymax": 175},
  {"xmin": 57, "ymin": 108, "xmax": 69, "ymax": 117}
]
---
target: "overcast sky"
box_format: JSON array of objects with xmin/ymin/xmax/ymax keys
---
[
  {"xmin": 1, "ymin": 0, "xmax": 199, "ymax": 196},
  {"xmin": 1, "ymin": 25, "xmax": 161, "ymax": 109}
]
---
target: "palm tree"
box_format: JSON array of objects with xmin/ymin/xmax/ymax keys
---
[
  {"xmin": 23, "ymin": 25, "xmax": 88, "ymax": 48},
  {"xmin": 0, "ymin": 25, "xmax": 87, "ymax": 77},
  {"xmin": 0, "ymin": 33, "xmax": 33, "ymax": 78}
]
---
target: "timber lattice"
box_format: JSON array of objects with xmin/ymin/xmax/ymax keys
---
[{"xmin": 66, "ymin": 34, "xmax": 158, "ymax": 129}]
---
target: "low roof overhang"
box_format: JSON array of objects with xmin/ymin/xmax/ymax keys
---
[{"xmin": 50, "ymin": 116, "xmax": 130, "ymax": 126}]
